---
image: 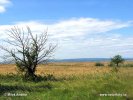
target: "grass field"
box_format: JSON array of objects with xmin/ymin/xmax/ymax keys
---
[{"xmin": 0, "ymin": 62, "xmax": 133, "ymax": 100}]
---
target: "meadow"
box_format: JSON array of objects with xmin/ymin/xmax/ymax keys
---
[{"xmin": 0, "ymin": 62, "xmax": 133, "ymax": 100}]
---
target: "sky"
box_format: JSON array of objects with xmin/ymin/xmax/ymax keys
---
[{"xmin": 0, "ymin": 0, "xmax": 133, "ymax": 59}]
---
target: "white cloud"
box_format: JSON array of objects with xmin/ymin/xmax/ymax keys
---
[
  {"xmin": 0, "ymin": 18, "xmax": 133, "ymax": 58},
  {"xmin": 0, "ymin": 0, "xmax": 11, "ymax": 13},
  {"xmin": 0, "ymin": 18, "xmax": 130, "ymax": 37}
]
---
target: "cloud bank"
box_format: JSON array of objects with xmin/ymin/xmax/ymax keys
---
[{"xmin": 0, "ymin": 18, "xmax": 132, "ymax": 58}]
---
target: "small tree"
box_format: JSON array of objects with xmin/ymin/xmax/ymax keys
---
[
  {"xmin": 0, "ymin": 26, "xmax": 56, "ymax": 80},
  {"xmin": 111, "ymin": 55, "xmax": 124, "ymax": 67}
]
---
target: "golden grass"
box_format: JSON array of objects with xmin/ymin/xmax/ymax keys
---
[
  {"xmin": 0, "ymin": 62, "xmax": 133, "ymax": 77},
  {"xmin": 0, "ymin": 64, "xmax": 17, "ymax": 74},
  {"xmin": 37, "ymin": 62, "xmax": 111, "ymax": 76}
]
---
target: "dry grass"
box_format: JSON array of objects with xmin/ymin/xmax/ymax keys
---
[
  {"xmin": 0, "ymin": 64, "xmax": 17, "ymax": 74},
  {"xmin": 37, "ymin": 62, "xmax": 111, "ymax": 76},
  {"xmin": 0, "ymin": 62, "xmax": 133, "ymax": 77}
]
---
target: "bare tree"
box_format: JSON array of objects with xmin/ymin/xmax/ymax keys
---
[{"xmin": 0, "ymin": 26, "xmax": 56, "ymax": 80}]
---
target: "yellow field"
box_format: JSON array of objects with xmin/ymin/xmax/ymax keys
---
[{"xmin": 0, "ymin": 62, "xmax": 133, "ymax": 77}]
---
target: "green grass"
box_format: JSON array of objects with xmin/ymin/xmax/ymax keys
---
[{"xmin": 0, "ymin": 71, "xmax": 133, "ymax": 100}]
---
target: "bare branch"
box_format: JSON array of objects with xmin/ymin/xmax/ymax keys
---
[{"xmin": 0, "ymin": 26, "xmax": 57, "ymax": 79}]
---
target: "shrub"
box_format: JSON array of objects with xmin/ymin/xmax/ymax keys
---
[{"xmin": 95, "ymin": 62, "xmax": 104, "ymax": 66}]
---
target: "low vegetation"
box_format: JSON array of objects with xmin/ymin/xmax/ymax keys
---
[
  {"xmin": 0, "ymin": 62, "xmax": 133, "ymax": 100},
  {"xmin": 95, "ymin": 62, "xmax": 104, "ymax": 66}
]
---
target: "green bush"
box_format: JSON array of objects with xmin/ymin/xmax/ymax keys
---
[{"xmin": 95, "ymin": 62, "xmax": 104, "ymax": 66}]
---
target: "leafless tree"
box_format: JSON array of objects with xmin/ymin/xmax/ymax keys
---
[{"xmin": 0, "ymin": 26, "xmax": 56, "ymax": 80}]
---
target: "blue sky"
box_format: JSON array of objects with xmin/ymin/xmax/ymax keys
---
[
  {"xmin": 1, "ymin": 0, "xmax": 133, "ymax": 23},
  {"xmin": 0, "ymin": 0, "xmax": 133, "ymax": 59}
]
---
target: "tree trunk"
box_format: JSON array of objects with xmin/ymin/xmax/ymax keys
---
[{"xmin": 25, "ymin": 67, "xmax": 36, "ymax": 80}]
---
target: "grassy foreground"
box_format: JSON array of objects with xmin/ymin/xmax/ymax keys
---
[{"xmin": 0, "ymin": 62, "xmax": 133, "ymax": 100}]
